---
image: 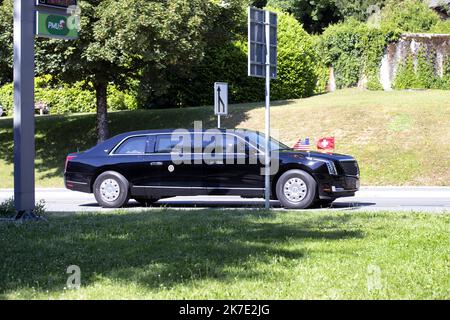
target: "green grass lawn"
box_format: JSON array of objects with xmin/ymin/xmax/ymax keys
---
[
  {"xmin": 0, "ymin": 210, "xmax": 449, "ymax": 299},
  {"xmin": 1, "ymin": 88, "xmax": 449, "ymax": 188}
]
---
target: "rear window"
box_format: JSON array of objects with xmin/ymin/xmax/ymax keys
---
[
  {"xmin": 155, "ymin": 135, "xmax": 191, "ymax": 153},
  {"xmin": 114, "ymin": 136, "xmax": 148, "ymax": 154}
]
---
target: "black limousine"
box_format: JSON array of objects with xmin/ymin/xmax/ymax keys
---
[{"xmin": 64, "ymin": 129, "xmax": 360, "ymax": 209}]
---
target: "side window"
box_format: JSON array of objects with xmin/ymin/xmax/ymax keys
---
[
  {"xmin": 223, "ymin": 134, "xmax": 249, "ymax": 154},
  {"xmin": 201, "ymin": 133, "xmax": 224, "ymax": 154},
  {"xmin": 114, "ymin": 136, "xmax": 148, "ymax": 155},
  {"xmin": 155, "ymin": 135, "xmax": 191, "ymax": 153}
]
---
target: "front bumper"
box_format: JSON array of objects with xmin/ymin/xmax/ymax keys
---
[{"xmin": 317, "ymin": 175, "xmax": 360, "ymax": 200}]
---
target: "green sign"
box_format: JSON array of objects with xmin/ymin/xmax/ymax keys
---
[{"xmin": 36, "ymin": 11, "xmax": 78, "ymax": 40}]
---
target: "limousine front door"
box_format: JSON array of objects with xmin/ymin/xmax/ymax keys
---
[{"xmin": 202, "ymin": 134, "xmax": 265, "ymax": 196}]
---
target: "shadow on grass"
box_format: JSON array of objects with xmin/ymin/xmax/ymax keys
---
[{"xmin": 0, "ymin": 210, "xmax": 363, "ymax": 296}]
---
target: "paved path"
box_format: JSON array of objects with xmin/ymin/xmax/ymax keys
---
[{"xmin": 1, "ymin": 187, "xmax": 449, "ymax": 213}]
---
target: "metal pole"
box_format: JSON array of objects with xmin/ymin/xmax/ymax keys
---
[
  {"xmin": 264, "ymin": 11, "xmax": 271, "ymax": 210},
  {"xmin": 13, "ymin": 0, "xmax": 36, "ymax": 219},
  {"xmin": 218, "ymin": 115, "xmax": 221, "ymax": 129}
]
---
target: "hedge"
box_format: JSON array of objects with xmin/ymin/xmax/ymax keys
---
[
  {"xmin": 0, "ymin": 76, "xmax": 138, "ymax": 116},
  {"xmin": 317, "ymin": 18, "xmax": 389, "ymax": 90},
  {"xmin": 156, "ymin": 10, "xmax": 325, "ymax": 107}
]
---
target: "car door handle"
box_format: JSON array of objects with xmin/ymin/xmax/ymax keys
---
[{"xmin": 150, "ymin": 162, "xmax": 163, "ymax": 166}]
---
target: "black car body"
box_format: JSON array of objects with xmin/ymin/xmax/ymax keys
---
[{"xmin": 64, "ymin": 129, "xmax": 360, "ymax": 209}]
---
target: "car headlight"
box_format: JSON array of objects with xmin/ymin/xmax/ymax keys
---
[{"xmin": 306, "ymin": 157, "xmax": 338, "ymax": 175}]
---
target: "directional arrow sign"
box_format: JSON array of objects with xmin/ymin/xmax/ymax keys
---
[{"xmin": 214, "ymin": 82, "xmax": 228, "ymax": 116}]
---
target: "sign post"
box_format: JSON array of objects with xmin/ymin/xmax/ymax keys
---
[
  {"xmin": 13, "ymin": 0, "xmax": 78, "ymax": 219},
  {"xmin": 214, "ymin": 82, "xmax": 228, "ymax": 129},
  {"xmin": 248, "ymin": 7, "xmax": 277, "ymax": 210}
]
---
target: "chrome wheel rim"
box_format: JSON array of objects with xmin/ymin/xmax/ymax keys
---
[
  {"xmin": 283, "ymin": 177, "xmax": 308, "ymax": 203},
  {"xmin": 100, "ymin": 179, "xmax": 121, "ymax": 202}
]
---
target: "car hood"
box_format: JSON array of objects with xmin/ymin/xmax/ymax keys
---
[{"xmin": 278, "ymin": 149, "xmax": 355, "ymax": 161}]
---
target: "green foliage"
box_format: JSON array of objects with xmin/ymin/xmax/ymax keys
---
[
  {"xmin": 439, "ymin": 58, "xmax": 450, "ymax": 89},
  {"xmin": 163, "ymin": 40, "xmax": 264, "ymax": 107},
  {"xmin": 381, "ymin": 0, "xmax": 441, "ymax": 33},
  {"xmin": 430, "ymin": 20, "xmax": 450, "ymax": 34},
  {"xmin": 393, "ymin": 55, "xmax": 420, "ymax": 89},
  {"xmin": 266, "ymin": 0, "xmax": 384, "ymax": 33},
  {"xmin": 0, "ymin": 82, "xmax": 13, "ymax": 115},
  {"xmin": 318, "ymin": 0, "xmax": 448, "ymax": 91},
  {"xmin": 0, "ymin": 0, "xmax": 12, "ymax": 85},
  {"xmin": 393, "ymin": 49, "xmax": 448, "ymax": 90},
  {"xmin": 271, "ymin": 11, "xmax": 319, "ymax": 99},
  {"xmin": 0, "ymin": 76, "xmax": 138, "ymax": 116},
  {"xmin": 318, "ymin": 18, "xmax": 388, "ymax": 89},
  {"xmin": 164, "ymin": 10, "xmax": 321, "ymax": 106},
  {"xmin": 0, "ymin": 198, "xmax": 46, "ymax": 218}
]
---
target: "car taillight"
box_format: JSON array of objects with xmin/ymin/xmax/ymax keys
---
[{"xmin": 65, "ymin": 155, "xmax": 77, "ymax": 172}]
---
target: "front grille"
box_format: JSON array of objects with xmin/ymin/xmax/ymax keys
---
[{"xmin": 339, "ymin": 160, "xmax": 359, "ymax": 176}]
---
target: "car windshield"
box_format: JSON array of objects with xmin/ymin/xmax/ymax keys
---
[{"xmin": 239, "ymin": 130, "xmax": 290, "ymax": 152}]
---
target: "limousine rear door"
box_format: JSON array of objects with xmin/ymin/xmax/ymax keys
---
[{"xmin": 141, "ymin": 133, "xmax": 206, "ymax": 196}]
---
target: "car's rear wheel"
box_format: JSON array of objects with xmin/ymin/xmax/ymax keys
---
[
  {"xmin": 276, "ymin": 170, "xmax": 317, "ymax": 209},
  {"xmin": 134, "ymin": 198, "xmax": 159, "ymax": 207},
  {"xmin": 93, "ymin": 171, "xmax": 130, "ymax": 208}
]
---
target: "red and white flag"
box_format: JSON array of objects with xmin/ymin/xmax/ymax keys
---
[{"xmin": 317, "ymin": 137, "xmax": 335, "ymax": 151}]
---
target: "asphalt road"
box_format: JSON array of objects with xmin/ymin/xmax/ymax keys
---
[{"xmin": 1, "ymin": 187, "xmax": 449, "ymax": 213}]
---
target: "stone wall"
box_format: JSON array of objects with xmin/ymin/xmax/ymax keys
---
[{"xmin": 379, "ymin": 33, "xmax": 450, "ymax": 90}]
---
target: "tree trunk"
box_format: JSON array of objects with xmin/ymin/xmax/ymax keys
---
[{"xmin": 94, "ymin": 82, "xmax": 109, "ymax": 143}]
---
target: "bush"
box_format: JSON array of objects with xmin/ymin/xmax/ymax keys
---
[
  {"xmin": 430, "ymin": 20, "xmax": 450, "ymax": 34},
  {"xmin": 163, "ymin": 40, "xmax": 265, "ymax": 107},
  {"xmin": 0, "ymin": 198, "xmax": 46, "ymax": 218},
  {"xmin": 271, "ymin": 10, "xmax": 319, "ymax": 100},
  {"xmin": 436, "ymin": 57, "xmax": 450, "ymax": 90},
  {"xmin": 393, "ymin": 48, "xmax": 447, "ymax": 90},
  {"xmin": 381, "ymin": 0, "xmax": 441, "ymax": 33},
  {"xmin": 393, "ymin": 55, "xmax": 419, "ymax": 89},
  {"xmin": 156, "ymin": 10, "xmax": 323, "ymax": 107},
  {"xmin": 0, "ymin": 82, "xmax": 13, "ymax": 115},
  {"xmin": 318, "ymin": 18, "xmax": 388, "ymax": 89},
  {"xmin": 0, "ymin": 76, "xmax": 138, "ymax": 116}
]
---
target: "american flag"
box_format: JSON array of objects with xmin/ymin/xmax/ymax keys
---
[{"xmin": 293, "ymin": 138, "xmax": 311, "ymax": 151}]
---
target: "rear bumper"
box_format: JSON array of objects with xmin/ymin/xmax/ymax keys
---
[{"xmin": 64, "ymin": 174, "xmax": 92, "ymax": 193}]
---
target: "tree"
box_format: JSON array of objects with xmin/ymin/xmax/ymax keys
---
[
  {"xmin": 381, "ymin": 0, "xmax": 441, "ymax": 33},
  {"xmin": 266, "ymin": 0, "xmax": 385, "ymax": 33},
  {"xmin": 36, "ymin": 0, "xmax": 228, "ymax": 142},
  {"xmin": 0, "ymin": 0, "xmax": 12, "ymax": 85},
  {"xmin": 145, "ymin": 0, "xmax": 250, "ymax": 107}
]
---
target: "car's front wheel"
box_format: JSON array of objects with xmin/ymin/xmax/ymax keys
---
[
  {"xmin": 276, "ymin": 170, "xmax": 317, "ymax": 209},
  {"xmin": 93, "ymin": 171, "xmax": 130, "ymax": 208}
]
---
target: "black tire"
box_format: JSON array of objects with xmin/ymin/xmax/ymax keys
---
[
  {"xmin": 93, "ymin": 171, "xmax": 130, "ymax": 208},
  {"xmin": 134, "ymin": 198, "xmax": 159, "ymax": 207},
  {"xmin": 275, "ymin": 169, "xmax": 317, "ymax": 209}
]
